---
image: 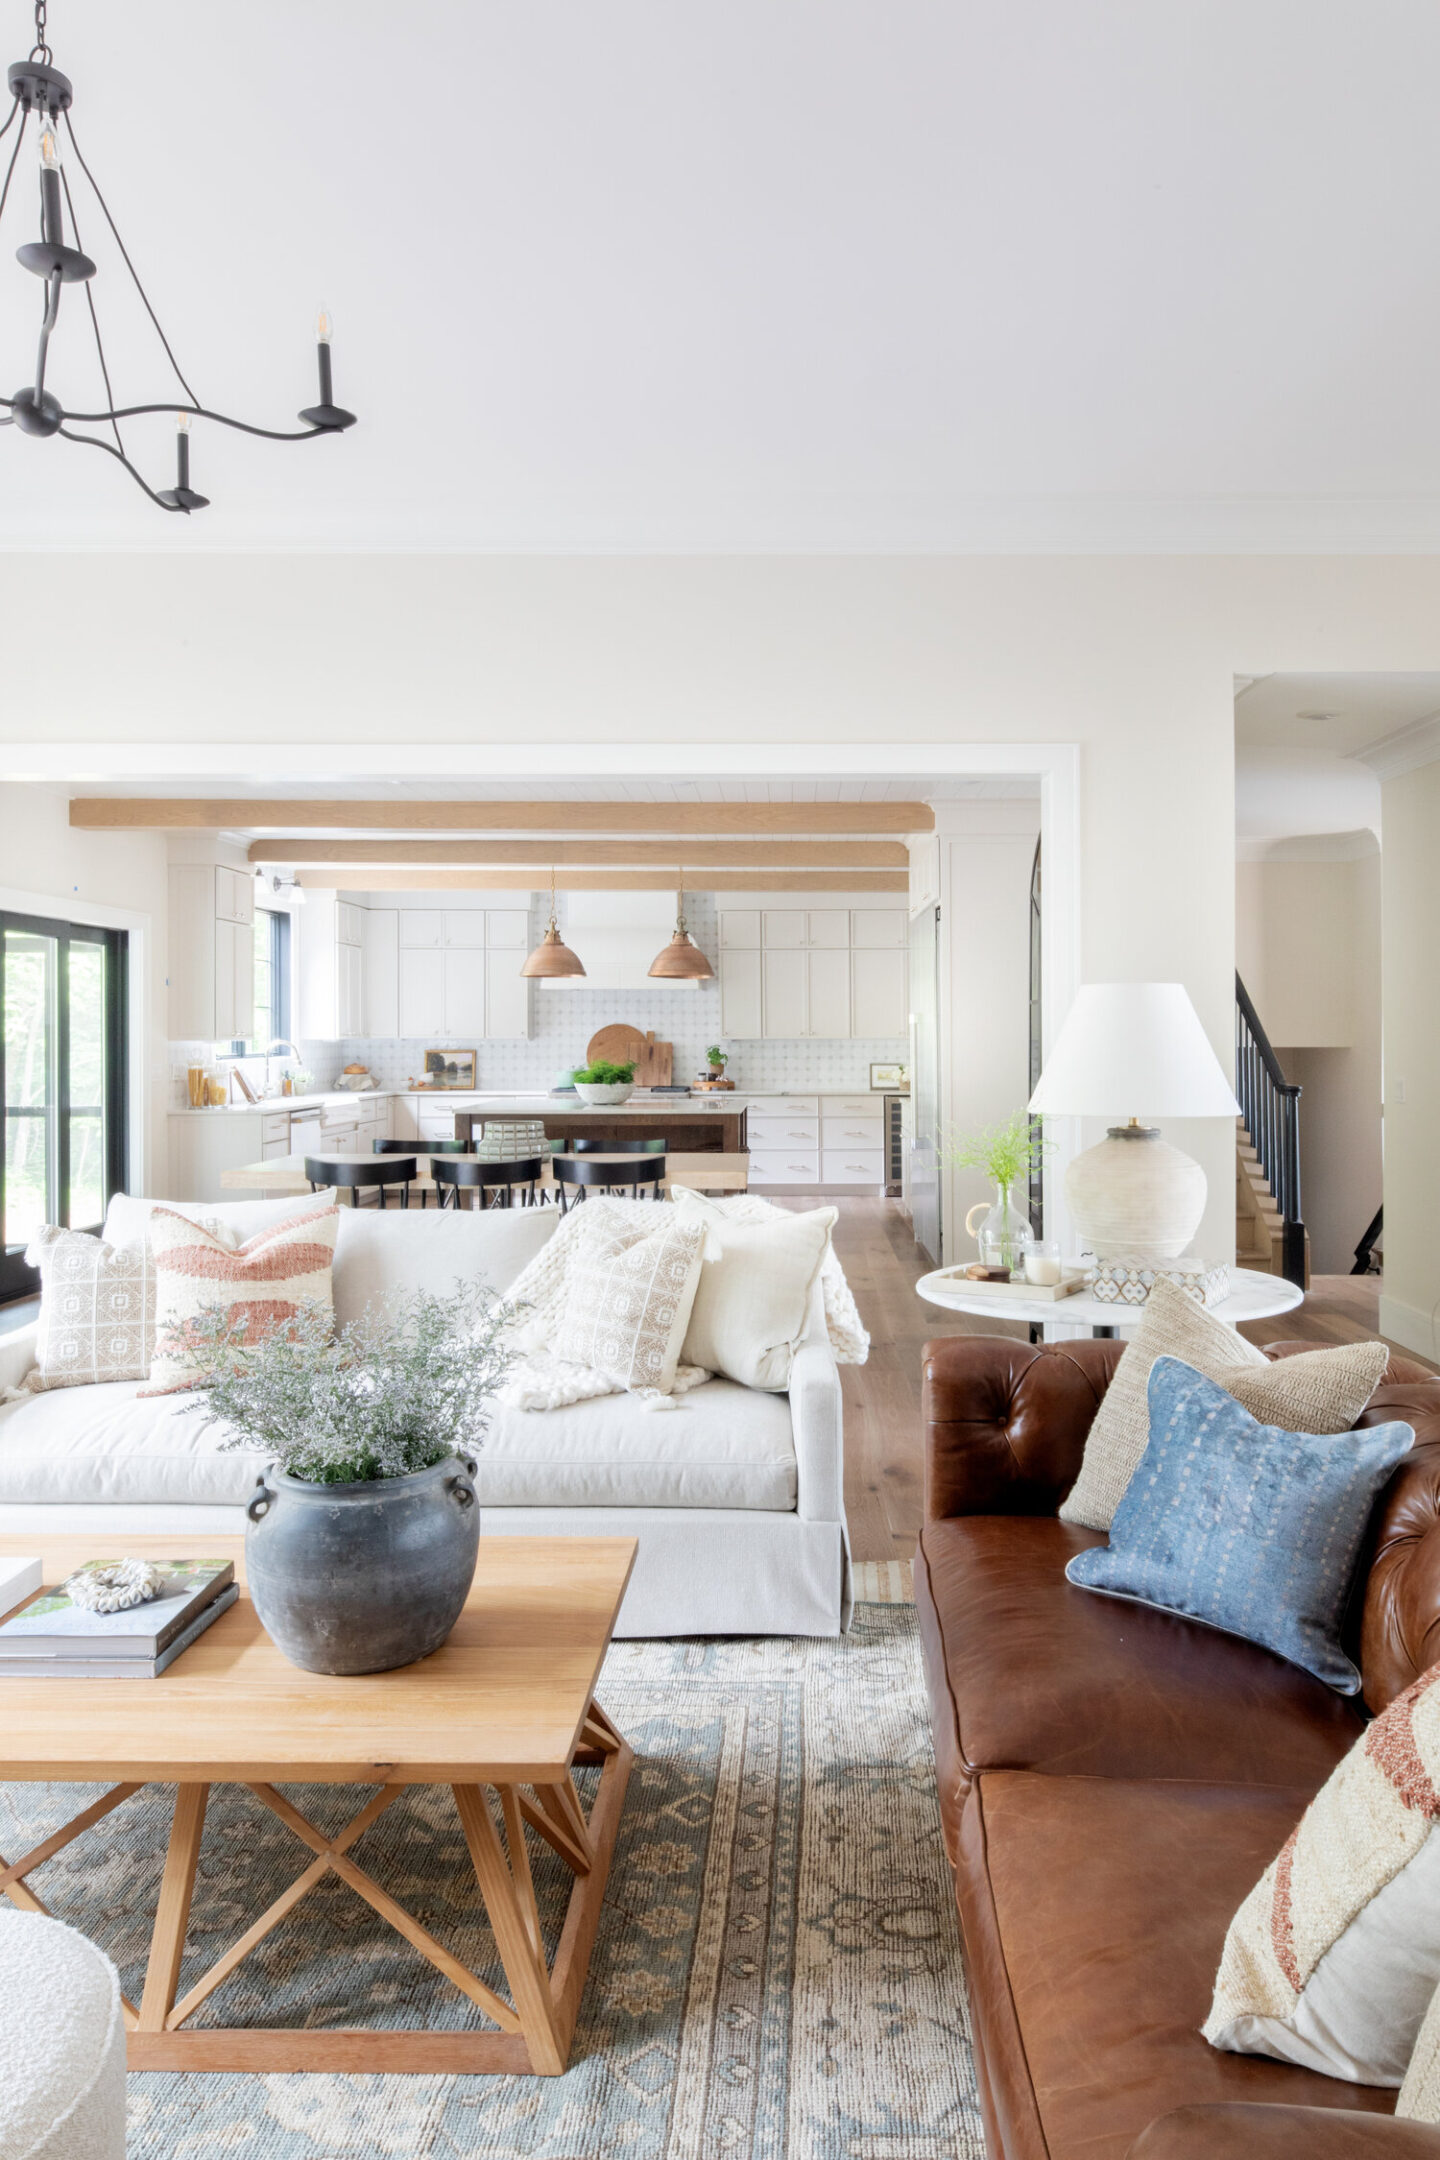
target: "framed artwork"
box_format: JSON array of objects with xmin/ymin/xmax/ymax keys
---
[
  {"xmin": 869, "ymin": 1061, "xmax": 908, "ymax": 1092},
  {"xmin": 424, "ymin": 1048, "xmax": 477, "ymax": 1090}
]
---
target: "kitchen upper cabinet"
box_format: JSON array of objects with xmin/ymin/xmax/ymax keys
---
[
  {"xmin": 442, "ymin": 911, "xmax": 487, "ymax": 950},
  {"xmin": 485, "ymin": 956, "xmax": 530, "ymax": 1038},
  {"xmin": 398, "ymin": 947, "xmax": 445, "ymax": 1036},
  {"xmin": 398, "ymin": 910, "xmax": 444, "ymax": 948},
  {"xmin": 852, "ymin": 946, "xmax": 908, "ymax": 1035},
  {"xmin": 486, "ymin": 910, "xmax": 529, "ymax": 950},
  {"xmin": 442, "ymin": 949, "xmax": 487, "ymax": 1034},
  {"xmin": 296, "ymin": 891, "xmax": 370, "ymax": 1040},
  {"xmin": 720, "ymin": 947, "xmax": 762, "ymax": 1037},
  {"xmin": 336, "ymin": 902, "xmax": 365, "ymax": 948},
  {"xmin": 362, "ymin": 909, "xmax": 398, "ymax": 1036},
  {"xmin": 716, "ymin": 904, "xmax": 908, "ymax": 1039},
  {"xmin": 167, "ymin": 862, "xmax": 254, "ymax": 1041}
]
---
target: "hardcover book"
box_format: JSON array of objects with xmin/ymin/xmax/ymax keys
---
[
  {"xmin": 0, "ymin": 1558, "xmax": 235, "ymax": 1660},
  {"xmin": 0, "ymin": 1583, "xmax": 238, "ymax": 1679}
]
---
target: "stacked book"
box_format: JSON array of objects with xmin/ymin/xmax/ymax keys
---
[{"xmin": 0, "ymin": 1558, "xmax": 237, "ymax": 1678}]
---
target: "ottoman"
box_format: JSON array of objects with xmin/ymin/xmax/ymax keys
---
[{"xmin": 0, "ymin": 1908, "xmax": 126, "ymax": 2159}]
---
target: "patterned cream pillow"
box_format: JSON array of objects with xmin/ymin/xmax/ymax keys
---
[
  {"xmin": 140, "ymin": 1205, "xmax": 341, "ymax": 1396},
  {"xmin": 1206, "ymin": 1662, "xmax": 1440, "ymax": 2085},
  {"xmin": 1059, "ymin": 1276, "xmax": 1390, "ymax": 1530},
  {"xmin": 22, "ymin": 1225, "xmax": 156, "ymax": 1389},
  {"xmin": 554, "ymin": 1212, "xmax": 706, "ymax": 1395}
]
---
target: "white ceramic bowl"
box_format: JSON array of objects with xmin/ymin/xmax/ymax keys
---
[{"xmin": 573, "ymin": 1082, "xmax": 636, "ymax": 1106}]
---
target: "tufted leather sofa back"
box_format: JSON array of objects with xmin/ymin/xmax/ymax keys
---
[{"xmin": 921, "ymin": 1335, "xmax": 1440, "ymax": 1716}]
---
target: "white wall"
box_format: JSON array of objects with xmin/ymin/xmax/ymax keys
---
[
  {"xmin": 1380, "ymin": 761, "xmax": 1440, "ymax": 1357},
  {"xmin": 18, "ymin": 554, "xmax": 1440, "ymax": 1258},
  {"xmin": 0, "ymin": 784, "xmax": 168, "ymax": 1199}
]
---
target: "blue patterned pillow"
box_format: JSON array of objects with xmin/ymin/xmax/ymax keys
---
[{"xmin": 1064, "ymin": 1355, "xmax": 1413, "ymax": 1692}]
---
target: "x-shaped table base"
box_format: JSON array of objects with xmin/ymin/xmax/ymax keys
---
[{"xmin": 1, "ymin": 1699, "xmax": 631, "ymax": 2074}]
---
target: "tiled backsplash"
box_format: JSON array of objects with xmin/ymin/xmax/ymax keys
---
[{"xmin": 169, "ymin": 892, "xmax": 906, "ymax": 1102}]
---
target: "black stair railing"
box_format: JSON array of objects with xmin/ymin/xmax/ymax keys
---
[
  {"xmin": 1235, "ymin": 972, "xmax": 1306, "ymax": 1288},
  {"xmin": 1352, "ymin": 1206, "xmax": 1383, "ymax": 1277}
]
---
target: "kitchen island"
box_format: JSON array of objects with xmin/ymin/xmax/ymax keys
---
[{"xmin": 451, "ymin": 1096, "xmax": 748, "ymax": 1154}]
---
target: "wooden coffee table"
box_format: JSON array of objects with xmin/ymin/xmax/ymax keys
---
[{"xmin": 0, "ymin": 1533, "xmax": 636, "ymax": 2075}]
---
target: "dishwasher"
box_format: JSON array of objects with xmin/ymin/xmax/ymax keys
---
[{"xmin": 288, "ymin": 1108, "xmax": 322, "ymax": 1170}]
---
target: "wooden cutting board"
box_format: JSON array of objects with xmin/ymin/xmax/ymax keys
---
[{"xmin": 586, "ymin": 1025, "xmax": 673, "ymax": 1086}]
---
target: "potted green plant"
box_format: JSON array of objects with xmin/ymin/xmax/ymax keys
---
[
  {"xmin": 571, "ymin": 1058, "xmax": 637, "ymax": 1106},
  {"xmin": 185, "ymin": 1285, "xmax": 514, "ymax": 1674},
  {"xmin": 941, "ymin": 1113, "xmax": 1050, "ymax": 1272},
  {"xmin": 701, "ymin": 1044, "xmax": 733, "ymax": 1088}
]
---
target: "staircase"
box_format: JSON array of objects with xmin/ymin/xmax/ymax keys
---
[{"xmin": 1235, "ymin": 973, "xmax": 1308, "ymax": 1288}]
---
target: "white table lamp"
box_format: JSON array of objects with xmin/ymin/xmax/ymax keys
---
[{"xmin": 1028, "ymin": 982, "xmax": 1241, "ymax": 1259}]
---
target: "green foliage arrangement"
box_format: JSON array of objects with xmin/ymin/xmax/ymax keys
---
[
  {"xmin": 572, "ymin": 1059, "xmax": 637, "ymax": 1085},
  {"xmin": 184, "ymin": 1284, "xmax": 515, "ymax": 1486},
  {"xmin": 941, "ymin": 1112, "xmax": 1050, "ymax": 1192},
  {"xmin": 705, "ymin": 1045, "xmax": 728, "ymax": 1068}
]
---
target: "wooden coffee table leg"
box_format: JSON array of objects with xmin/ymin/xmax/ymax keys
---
[
  {"xmin": 453, "ymin": 1784, "xmax": 566, "ymax": 2075},
  {"xmin": 140, "ymin": 1784, "xmax": 209, "ymax": 2031}
]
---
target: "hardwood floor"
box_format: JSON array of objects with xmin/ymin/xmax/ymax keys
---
[{"xmin": 787, "ymin": 1196, "xmax": 1434, "ymax": 1565}]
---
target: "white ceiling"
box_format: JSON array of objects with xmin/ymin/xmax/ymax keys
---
[
  {"xmin": 1231, "ymin": 672, "xmax": 1440, "ymax": 843},
  {"xmin": 8, "ymin": 1, "xmax": 1440, "ymax": 552}
]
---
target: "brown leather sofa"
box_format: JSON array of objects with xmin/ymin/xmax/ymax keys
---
[{"xmin": 915, "ymin": 1334, "xmax": 1440, "ymax": 2160}]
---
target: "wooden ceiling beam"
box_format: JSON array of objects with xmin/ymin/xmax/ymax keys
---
[
  {"xmin": 250, "ymin": 837, "xmax": 907, "ymax": 869},
  {"xmin": 70, "ymin": 798, "xmax": 934, "ymax": 835},
  {"xmin": 290, "ymin": 869, "xmax": 910, "ymax": 893}
]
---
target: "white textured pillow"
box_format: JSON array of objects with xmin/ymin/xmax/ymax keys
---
[
  {"xmin": 554, "ymin": 1213, "xmax": 705, "ymax": 1395},
  {"xmin": 103, "ymin": 1190, "xmax": 334, "ymax": 1250},
  {"xmin": 1400, "ymin": 1981, "xmax": 1440, "ymax": 2121},
  {"xmin": 22, "ymin": 1225, "xmax": 156, "ymax": 1389},
  {"xmin": 676, "ymin": 1199, "xmax": 837, "ymax": 1391},
  {"xmin": 1207, "ymin": 1662, "xmax": 1440, "ymax": 2085},
  {"xmin": 1060, "ymin": 1276, "xmax": 1390, "ymax": 1530}
]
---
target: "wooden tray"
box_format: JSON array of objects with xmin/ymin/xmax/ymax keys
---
[{"xmin": 934, "ymin": 1270, "xmax": 1085, "ymax": 1303}]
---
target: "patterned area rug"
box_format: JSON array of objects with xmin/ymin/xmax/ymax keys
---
[{"xmin": 0, "ymin": 1604, "xmax": 982, "ymax": 2160}]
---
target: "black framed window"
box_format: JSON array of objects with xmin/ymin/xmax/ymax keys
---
[
  {"xmin": 0, "ymin": 911, "xmax": 128, "ymax": 1300},
  {"xmin": 252, "ymin": 906, "xmax": 291, "ymax": 1048}
]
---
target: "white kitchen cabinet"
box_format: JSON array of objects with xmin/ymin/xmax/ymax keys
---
[
  {"xmin": 822, "ymin": 1094, "xmax": 884, "ymax": 1118},
  {"xmin": 719, "ymin": 910, "xmax": 761, "ymax": 950},
  {"xmin": 389, "ymin": 1095, "xmax": 420, "ymax": 1141},
  {"xmin": 167, "ymin": 863, "xmax": 255, "ymax": 1042},
  {"xmin": 295, "ymin": 891, "xmax": 369, "ymax": 1042},
  {"xmin": 852, "ymin": 946, "xmax": 908, "ymax": 1036},
  {"xmin": 762, "ymin": 911, "xmax": 806, "ymax": 948},
  {"xmin": 852, "ymin": 909, "xmax": 907, "ymax": 948},
  {"xmin": 486, "ymin": 956, "xmax": 530, "ymax": 1039},
  {"xmin": 749, "ymin": 1113, "xmax": 821, "ymax": 1147},
  {"xmin": 806, "ymin": 948, "xmax": 851, "ymax": 1037},
  {"xmin": 748, "ymin": 1149, "xmax": 821, "ymax": 1186},
  {"xmin": 761, "ymin": 949, "xmax": 806, "ymax": 1038},
  {"xmin": 399, "ymin": 910, "xmax": 444, "ymax": 948},
  {"xmin": 398, "ymin": 947, "xmax": 446, "ymax": 1036},
  {"xmin": 758, "ymin": 949, "xmax": 849, "ymax": 1039},
  {"xmin": 743, "ymin": 1095, "xmax": 818, "ymax": 1117},
  {"xmin": 338, "ymin": 941, "xmax": 364, "ymax": 1035},
  {"xmin": 487, "ymin": 910, "xmax": 529, "ymax": 950},
  {"xmin": 821, "ymin": 1113, "xmax": 885, "ymax": 1147},
  {"xmin": 720, "ymin": 947, "xmax": 763, "ymax": 1038},
  {"xmin": 443, "ymin": 911, "xmax": 488, "ymax": 949},
  {"xmin": 807, "ymin": 909, "xmax": 850, "ymax": 949},
  {"xmin": 820, "ymin": 1147, "xmax": 887, "ymax": 1186},
  {"xmin": 362, "ymin": 910, "xmax": 399, "ymax": 1036},
  {"xmin": 442, "ymin": 949, "xmax": 488, "ymax": 1035}
]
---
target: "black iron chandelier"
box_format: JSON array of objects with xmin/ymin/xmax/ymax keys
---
[{"xmin": 0, "ymin": 0, "xmax": 355, "ymax": 512}]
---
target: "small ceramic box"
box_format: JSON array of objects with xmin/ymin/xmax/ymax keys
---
[{"xmin": 1085, "ymin": 1255, "xmax": 1232, "ymax": 1308}]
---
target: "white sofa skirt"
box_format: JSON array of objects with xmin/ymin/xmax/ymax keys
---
[{"xmin": 0, "ymin": 1500, "xmax": 852, "ymax": 1639}]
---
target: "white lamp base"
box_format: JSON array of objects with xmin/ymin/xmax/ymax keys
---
[{"xmin": 1065, "ymin": 1124, "xmax": 1207, "ymax": 1261}]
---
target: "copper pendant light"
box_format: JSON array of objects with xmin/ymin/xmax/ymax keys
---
[
  {"xmin": 521, "ymin": 869, "xmax": 586, "ymax": 978},
  {"xmin": 648, "ymin": 868, "xmax": 714, "ymax": 982}
]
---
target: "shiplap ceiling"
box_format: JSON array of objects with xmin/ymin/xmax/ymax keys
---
[
  {"xmin": 62, "ymin": 777, "xmax": 1037, "ymax": 805},
  {"xmin": 5, "ymin": 2, "xmax": 1439, "ymax": 552}
]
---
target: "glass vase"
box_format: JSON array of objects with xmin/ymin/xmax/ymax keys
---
[{"xmin": 963, "ymin": 1182, "xmax": 1035, "ymax": 1274}]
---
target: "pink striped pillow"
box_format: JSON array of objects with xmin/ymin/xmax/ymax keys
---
[{"xmin": 139, "ymin": 1205, "xmax": 340, "ymax": 1396}]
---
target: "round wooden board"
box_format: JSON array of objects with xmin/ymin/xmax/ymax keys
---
[{"xmin": 587, "ymin": 1024, "xmax": 647, "ymax": 1067}]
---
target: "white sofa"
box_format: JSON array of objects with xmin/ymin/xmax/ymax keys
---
[{"xmin": 0, "ymin": 1196, "xmax": 851, "ymax": 1637}]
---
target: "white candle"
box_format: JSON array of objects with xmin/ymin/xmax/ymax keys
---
[{"xmin": 1025, "ymin": 1253, "xmax": 1062, "ymax": 1285}]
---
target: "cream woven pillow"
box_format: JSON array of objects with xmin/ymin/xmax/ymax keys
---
[
  {"xmin": 1206, "ymin": 1662, "xmax": 1440, "ymax": 2085},
  {"xmin": 22, "ymin": 1226, "xmax": 156, "ymax": 1389},
  {"xmin": 1059, "ymin": 1276, "xmax": 1390, "ymax": 1530},
  {"xmin": 554, "ymin": 1212, "xmax": 706, "ymax": 1395},
  {"xmin": 1400, "ymin": 1982, "xmax": 1440, "ymax": 2121},
  {"xmin": 140, "ymin": 1205, "xmax": 340, "ymax": 1396},
  {"xmin": 673, "ymin": 1197, "xmax": 837, "ymax": 1390}
]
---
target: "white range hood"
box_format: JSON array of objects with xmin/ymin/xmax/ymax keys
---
[{"xmin": 541, "ymin": 891, "xmax": 699, "ymax": 990}]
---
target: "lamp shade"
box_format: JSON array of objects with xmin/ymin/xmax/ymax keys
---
[{"xmin": 1028, "ymin": 983, "xmax": 1240, "ymax": 1121}]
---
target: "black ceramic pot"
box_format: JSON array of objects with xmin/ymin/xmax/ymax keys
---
[{"xmin": 244, "ymin": 1454, "xmax": 480, "ymax": 1675}]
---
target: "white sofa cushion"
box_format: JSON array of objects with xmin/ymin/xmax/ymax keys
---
[
  {"xmin": 477, "ymin": 1379, "xmax": 796, "ymax": 1510},
  {"xmin": 0, "ymin": 1366, "xmax": 793, "ymax": 1511},
  {"xmin": 332, "ymin": 1206, "xmax": 558, "ymax": 1324},
  {"xmin": 554, "ymin": 1211, "xmax": 706, "ymax": 1394},
  {"xmin": 672, "ymin": 1194, "xmax": 838, "ymax": 1390},
  {"xmin": 0, "ymin": 1380, "xmax": 267, "ymax": 1505},
  {"xmin": 0, "ymin": 1908, "xmax": 126, "ymax": 2160}
]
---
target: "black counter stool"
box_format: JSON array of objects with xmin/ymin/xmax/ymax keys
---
[
  {"xmin": 553, "ymin": 1154, "xmax": 667, "ymax": 1212},
  {"xmin": 431, "ymin": 1156, "xmax": 544, "ymax": 1211},
  {"xmin": 374, "ymin": 1136, "xmax": 464, "ymax": 1206},
  {"xmin": 306, "ymin": 1155, "xmax": 418, "ymax": 1208},
  {"xmin": 571, "ymin": 1137, "xmax": 667, "ymax": 1154}
]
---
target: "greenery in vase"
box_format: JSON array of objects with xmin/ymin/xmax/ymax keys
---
[
  {"xmin": 184, "ymin": 1284, "xmax": 515, "ymax": 1486},
  {"xmin": 572, "ymin": 1059, "xmax": 637, "ymax": 1085},
  {"xmin": 705, "ymin": 1045, "xmax": 728, "ymax": 1069},
  {"xmin": 941, "ymin": 1111, "xmax": 1050, "ymax": 1194}
]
